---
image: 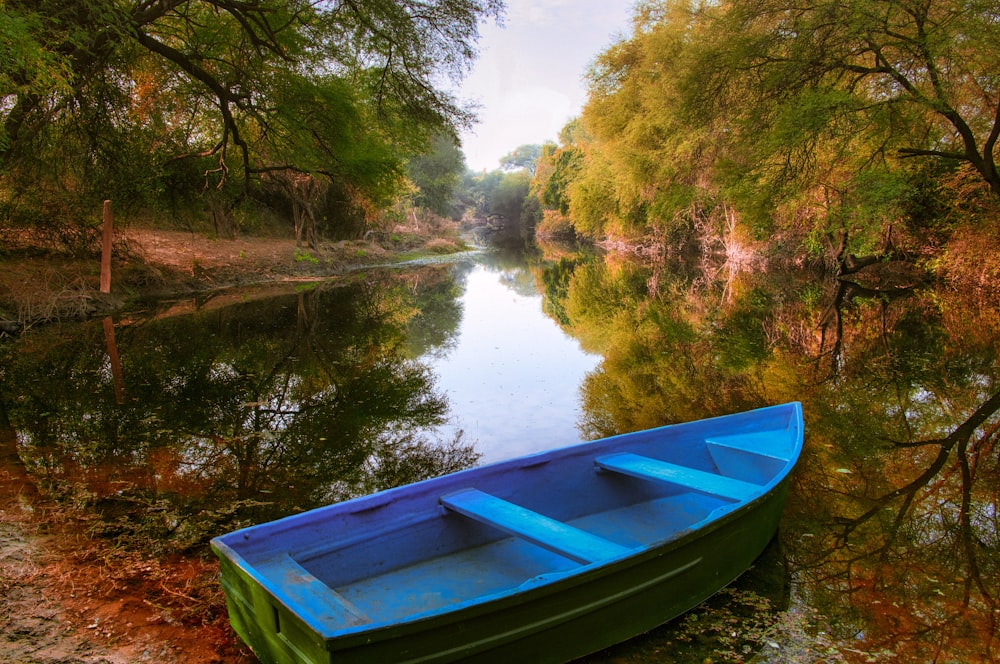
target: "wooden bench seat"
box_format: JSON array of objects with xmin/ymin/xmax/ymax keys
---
[
  {"xmin": 260, "ymin": 554, "xmax": 372, "ymax": 629},
  {"xmin": 595, "ymin": 452, "xmax": 761, "ymax": 502},
  {"xmin": 440, "ymin": 488, "xmax": 631, "ymax": 565},
  {"xmin": 705, "ymin": 433, "xmax": 788, "ymax": 484},
  {"xmin": 704, "ymin": 433, "xmax": 787, "ymax": 460}
]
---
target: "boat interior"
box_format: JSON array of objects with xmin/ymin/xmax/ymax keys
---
[{"xmin": 248, "ymin": 428, "xmax": 796, "ymax": 629}]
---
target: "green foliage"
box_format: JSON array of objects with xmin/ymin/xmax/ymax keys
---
[
  {"xmin": 535, "ymin": 143, "xmax": 584, "ymax": 215},
  {"xmin": 0, "ymin": 0, "xmax": 503, "ymax": 240},
  {"xmin": 454, "ymin": 167, "xmax": 540, "ymax": 244},
  {"xmin": 500, "ymin": 144, "xmax": 542, "ymax": 175},
  {"xmin": 458, "ymin": 169, "xmax": 497, "ymax": 216},
  {"xmin": 459, "ymin": 169, "xmax": 526, "ymax": 222},
  {"xmin": 534, "ymin": 0, "xmax": 1000, "ymax": 259},
  {"xmin": 713, "ymin": 289, "xmax": 773, "ymax": 370},
  {"xmin": 0, "ymin": 10, "xmax": 73, "ymax": 152},
  {"xmin": 407, "ymin": 132, "xmax": 467, "ymax": 217},
  {"xmin": 566, "ymin": 153, "xmax": 621, "ymax": 238},
  {"xmin": 294, "ymin": 249, "xmax": 319, "ymax": 264},
  {"xmin": 490, "ymin": 171, "xmax": 532, "ymax": 223}
]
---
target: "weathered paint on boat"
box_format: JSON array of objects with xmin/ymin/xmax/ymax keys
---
[{"xmin": 211, "ymin": 402, "xmax": 804, "ymax": 663}]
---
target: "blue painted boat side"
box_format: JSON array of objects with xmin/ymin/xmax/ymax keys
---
[{"xmin": 210, "ymin": 402, "xmax": 804, "ymax": 663}]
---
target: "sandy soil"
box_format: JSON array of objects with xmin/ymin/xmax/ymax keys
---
[{"xmin": 0, "ymin": 521, "xmax": 141, "ymax": 664}]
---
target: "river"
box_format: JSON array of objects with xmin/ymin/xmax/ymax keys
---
[
  {"xmin": 1, "ymin": 240, "xmax": 997, "ymax": 662},
  {"xmin": 424, "ymin": 260, "xmax": 600, "ymax": 462}
]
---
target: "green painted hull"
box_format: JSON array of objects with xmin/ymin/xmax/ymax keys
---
[{"xmin": 212, "ymin": 403, "xmax": 803, "ymax": 663}]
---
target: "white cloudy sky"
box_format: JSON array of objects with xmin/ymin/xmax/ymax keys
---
[{"xmin": 453, "ymin": 0, "xmax": 636, "ymax": 172}]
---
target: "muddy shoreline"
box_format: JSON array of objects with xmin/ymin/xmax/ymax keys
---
[
  {"xmin": 0, "ymin": 228, "xmax": 466, "ymax": 663},
  {"xmin": 0, "ymin": 229, "xmax": 422, "ymax": 333}
]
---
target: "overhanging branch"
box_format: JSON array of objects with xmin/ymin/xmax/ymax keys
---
[
  {"xmin": 133, "ymin": 29, "xmax": 253, "ymax": 187},
  {"xmin": 898, "ymin": 147, "xmax": 968, "ymax": 160}
]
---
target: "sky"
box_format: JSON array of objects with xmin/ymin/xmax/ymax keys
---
[{"xmin": 453, "ymin": 0, "xmax": 637, "ymax": 172}]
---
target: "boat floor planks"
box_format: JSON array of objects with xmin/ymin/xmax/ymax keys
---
[{"xmin": 316, "ymin": 490, "xmax": 730, "ymax": 624}]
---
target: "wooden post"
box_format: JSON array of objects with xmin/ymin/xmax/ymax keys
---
[
  {"xmin": 100, "ymin": 199, "xmax": 113, "ymax": 293},
  {"xmin": 102, "ymin": 316, "xmax": 126, "ymax": 405}
]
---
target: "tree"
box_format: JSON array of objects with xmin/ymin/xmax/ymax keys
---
[
  {"xmin": 538, "ymin": 4, "xmax": 719, "ymax": 241},
  {"xmin": 532, "ymin": 129, "xmax": 586, "ymax": 217},
  {"xmin": 490, "ymin": 170, "xmax": 532, "ymax": 224},
  {"xmin": 541, "ymin": 0, "xmax": 999, "ymax": 259},
  {"xmin": 701, "ymin": 0, "xmax": 1000, "ymax": 197},
  {"xmin": 460, "ymin": 168, "xmax": 504, "ymax": 218},
  {"xmin": 500, "ymin": 144, "xmax": 542, "ymax": 175},
  {"xmin": 407, "ymin": 132, "xmax": 466, "ymax": 217},
  {"xmin": 0, "ymin": 0, "xmax": 503, "ymax": 237},
  {"xmin": 669, "ymin": 0, "xmax": 1000, "ymax": 266}
]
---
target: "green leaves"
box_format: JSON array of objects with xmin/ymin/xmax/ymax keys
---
[
  {"xmin": 0, "ymin": 0, "xmax": 502, "ymax": 235},
  {"xmin": 539, "ymin": 0, "xmax": 1000, "ymax": 257},
  {"xmin": 407, "ymin": 132, "xmax": 466, "ymax": 216},
  {"xmin": 0, "ymin": 9, "xmax": 74, "ymax": 95}
]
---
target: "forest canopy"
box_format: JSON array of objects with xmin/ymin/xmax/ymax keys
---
[
  {"xmin": 0, "ymin": 0, "xmax": 502, "ymax": 240},
  {"xmin": 532, "ymin": 0, "xmax": 1000, "ymax": 264}
]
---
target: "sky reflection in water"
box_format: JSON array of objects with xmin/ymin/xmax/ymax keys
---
[{"xmin": 427, "ymin": 264, "xmax": 600, "ymax": 463}]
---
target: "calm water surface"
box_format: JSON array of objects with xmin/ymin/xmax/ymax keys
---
[
  {"xmin": 427, "ymin": 262, "xmax": 599, "ymax": 462},
  {"xmin": 1, "ymin": 242, "xmax": 998, "ymax": 662}
]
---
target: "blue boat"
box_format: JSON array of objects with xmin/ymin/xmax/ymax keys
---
[{"xmin": 211, "ymin": 402, "xmax": 804, "ymax": 663}]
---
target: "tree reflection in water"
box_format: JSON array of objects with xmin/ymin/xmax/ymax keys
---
[
  {"xmin": 796, "ymin": 386, "xmax": 999, "ymax": 661},
  {"xmin": 539, "ymin": 250, "xmax": 999, "ymax": 661},
  {"xmin": 3, "ymin": 248, "xmax": 998, "ymax": 661},
  {"xmin": 1, "ymin": 268, "xmax": 477, "ymax": 553},
  {"xmin": 794, "ymin": 280, "xmax": 999, "ymax": 661}
]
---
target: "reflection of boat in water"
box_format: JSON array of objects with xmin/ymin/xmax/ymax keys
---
[{"xmin": 211, "ymin": 402, "xmax": 804, "ymax": 664}]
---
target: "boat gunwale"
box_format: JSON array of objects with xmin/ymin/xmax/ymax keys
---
[{"xmin": 210, "ymin": 402, "xmax": 804, "ymax": 646}]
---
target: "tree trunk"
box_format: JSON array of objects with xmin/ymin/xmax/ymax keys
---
[
  {"xmin": 289, "ymin": 175, "xmax": 322, "ymax": 251},
  {"xmin": 209, "ymin": 196, "xmax": 238, "ymax": 240}
]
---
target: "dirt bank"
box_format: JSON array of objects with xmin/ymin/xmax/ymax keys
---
[
  {"xmin": 0, "ymin": 228, "xmax": 418, "ymax": 329},
  {"xmin": 0, "ymin": 226, "xmax": 464, "ymax": 663},
  {"xmin": 1, "ymin": 464, "xmax": 252, "ymax": 664},
  {"xmin": 2, "ymin": 396, "xmax": 245, "ymax": 662}
]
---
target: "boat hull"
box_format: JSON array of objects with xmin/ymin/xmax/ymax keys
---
[{"xmin": 212, "ymin": 403, "xmax": 803, "ymax": 664}]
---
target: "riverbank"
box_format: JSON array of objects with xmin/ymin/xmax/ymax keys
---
[
  {"xmin": 0, "ymin": 225, "xmax": 466, "ymax": 333},
  {"xmin": 0, "ymin": 225, "xmax": 467, "ymax": 663}
]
